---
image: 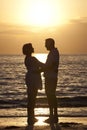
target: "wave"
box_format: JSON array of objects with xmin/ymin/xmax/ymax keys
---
[{"xmin": 0, "ymin": 96, "xmax": 87, "ymax": 109}]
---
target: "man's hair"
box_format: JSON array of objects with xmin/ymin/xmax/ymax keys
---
[{"xmin": 45, "ymin": 38, "xmax": 55, "ymax": 47}]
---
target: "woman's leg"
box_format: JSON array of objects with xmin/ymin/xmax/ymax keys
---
[{"xmin": 27, "ymin": 87, "xmax": 37, "ymax": 126}]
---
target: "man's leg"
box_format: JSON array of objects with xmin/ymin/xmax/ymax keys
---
[
  {"xmin": 50, "ymin": 91, "xmax": 58, "ymax": 123},
  {"xmin": 45, "ymin": 84, "xmax": 54, "ymax": 123},
  {"xmin": 52, "ymin": 89, "xmax": 58, "ymax": 123},
  {"xmin": 45, "ymin": 78, "xmax": 58, "ymax": 123}
]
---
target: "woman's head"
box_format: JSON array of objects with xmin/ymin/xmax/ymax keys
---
[{"xmin": 22, "ymin": 43, "xmax": 34, "ymax": 55}]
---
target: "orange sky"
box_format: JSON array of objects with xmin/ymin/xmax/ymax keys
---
[{"xmin": 0, "ymin": 0, "xmax": 87, "ymax": 54}]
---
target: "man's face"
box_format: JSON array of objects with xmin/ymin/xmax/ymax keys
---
[{"xmin": 45, "ymin": 42, "xmax": 50, "ymax": 50}]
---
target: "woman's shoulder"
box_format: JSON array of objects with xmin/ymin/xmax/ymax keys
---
[
  {"xmin": 25, "ymin": 56, "xmax": 39, "ymax": 64},
  {"xmin": 25, "ymin": 56, "xmax": 35, "ymax": 60}
]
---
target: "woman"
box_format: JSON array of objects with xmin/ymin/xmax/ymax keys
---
[{"xmin": 22, "ymin": 43, "xmax": 44, "ymax": 130}]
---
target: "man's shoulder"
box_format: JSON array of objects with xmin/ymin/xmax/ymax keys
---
[{"xmin": 51, "ymin": 48, "xmax": 59, "ymax": 56}]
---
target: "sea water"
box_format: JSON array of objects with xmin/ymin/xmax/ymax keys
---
[{"xmin": 0, "ymin": 54, "xmax": 87, "ymax": 126}]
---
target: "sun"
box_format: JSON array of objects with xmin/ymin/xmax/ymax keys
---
[
  {"xmin": 29, "ymin": 1, "xmax": 52, "ymax": 26},
  {"xmin": 20, "ymin": 0, "xmax": 63, "ymax": 27}
]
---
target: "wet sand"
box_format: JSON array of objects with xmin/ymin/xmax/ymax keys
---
[
  {"xmin": 0, "ymin": 123, "xmax": 87, "ymax": 130},
  {"xmin": 0, "ymin": 117, "xmax": 87, "ymax": 130}
]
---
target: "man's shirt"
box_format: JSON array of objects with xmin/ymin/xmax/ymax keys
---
[{"xmin": 44, "ymin": 48, "xmax": 59, "ymax": 79}]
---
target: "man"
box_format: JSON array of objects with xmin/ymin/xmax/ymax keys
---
[{"xmin": 44, "ymin": 38, "xmax": 59, "ymax": 124}]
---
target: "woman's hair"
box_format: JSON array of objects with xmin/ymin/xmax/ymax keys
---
[{"xmin": 22, "ymin": 43, "xmax": 33, "ymax": 55}]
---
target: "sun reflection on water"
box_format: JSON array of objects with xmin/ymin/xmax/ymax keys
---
[
  {"xmin": 35, "ymin": 108, "xmax": 49, "ymax": 126},
  {"xmin": 35, "ymin": 108, "xmax": 49, "ymax": 116},
  {"xmin": 35, "ymin": 117, "xmax": 48, "ymax": 126},
  {"xmin": 33, "ymin": 53, "xmax": 47, "ymax": 63}
]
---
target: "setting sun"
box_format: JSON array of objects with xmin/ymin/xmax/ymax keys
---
[
  {"xmin": 0, "ymin": 0, "xmax": 87, "ymax": 54},
  {"xmin": 19, "ymin": 0, "xmax": 64, "ymax": 26}
]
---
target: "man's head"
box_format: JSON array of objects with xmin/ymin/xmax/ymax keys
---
[{"xmin": 45, "ymin": 38, "xmax": 55, "ymax": 51}]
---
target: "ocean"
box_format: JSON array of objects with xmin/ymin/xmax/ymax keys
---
[{"xmin": 0, "ymin": 54, "xmax": 87, "ymax": 126}]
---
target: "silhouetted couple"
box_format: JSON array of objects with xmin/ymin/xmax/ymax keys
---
[{"xmin": 22, "ymin": 38, "xmax": 60, "ymax": 130}]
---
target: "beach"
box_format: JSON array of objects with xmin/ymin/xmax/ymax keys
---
[
  {"xmin": 0, "ymin": 116, "xmax": 87, "ymax": 130},
  {"xmin": 0, "ymin": 123, "xmax": 87, "ymax": 130}
]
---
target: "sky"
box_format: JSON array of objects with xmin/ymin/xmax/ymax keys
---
[{"xmin": 0, "ymin": 0, "xmax": 87, "ymax": 54}]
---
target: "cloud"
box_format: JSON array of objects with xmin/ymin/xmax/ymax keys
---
[
  {"xmin": 0, "ymin": 19, "xmax": 87, "ymax": 54},
  {"xmin": 69, "ymin": 17, "xmax": 87, "ymax": 24},
  {"xmin": 0, "ymin": 23, "xmax": 32, "ymax": 35},
  {"xmin": 55, "ymin": 17, "xmax": 87, "ymax": 54}
]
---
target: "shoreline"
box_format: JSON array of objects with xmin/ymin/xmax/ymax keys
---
[
  {"xmin": 0, "ymin": 116, "xmax": 87, "ymax": 130},
  {"xmin": 0, "ymin": 123, "xmax": 87, "ymax": 130}
]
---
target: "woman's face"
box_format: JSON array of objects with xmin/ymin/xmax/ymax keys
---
[{"xmin": 31, "ymin": 46, "xmax": 34, "ymax": 53}]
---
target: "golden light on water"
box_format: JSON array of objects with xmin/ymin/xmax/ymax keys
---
[
  {"xmin": 35, "ymin": 117, "xmax": 48, "ymax": 126},
  {"xmin": 34, "ymin": 53, "xmax": 47, "ymax": 63},
  {"xmin": 35, "ymin": 108, "xmax": 49, "ymax": 126}
]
